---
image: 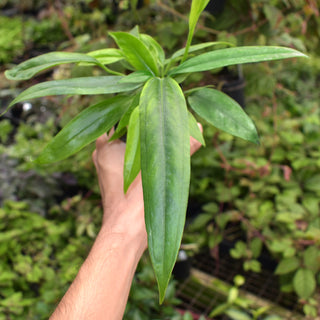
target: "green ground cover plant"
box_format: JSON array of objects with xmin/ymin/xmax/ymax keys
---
[
  {"xmin": 0, "ymin": 16, "xmax": 24, "ymax": 63},
  {"xmin": 185, "ymin": 57, "xmax": 320, "ymax": 317},
  {"xmin": 207, "ymin": 0, "xmax": 319, "ymax": 53},
  {"xmin": 0, "ymin": 103, "xmax": 184, "ymax": 319},
  {"xmin": 2, "ymin": 0, "xmax": 307, "ymax": 302},
  {"xmin": 0, "ymin": 199, "xmax": 94, "ymax": 319}
]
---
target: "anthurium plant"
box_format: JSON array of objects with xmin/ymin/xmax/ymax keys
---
[{"xmin": 2, "ymin": 0, "xmax": 306, "ymax": 302}]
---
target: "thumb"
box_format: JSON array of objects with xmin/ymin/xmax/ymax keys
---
[{"xmin": 190, "ymin": 123, "xmax": 203, "ymax": 155}]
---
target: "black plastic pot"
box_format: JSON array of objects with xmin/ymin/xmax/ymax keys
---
[
  {"xmin": 173, "ymin": 250, "xmax": 191, "ymax": 281},
  {"xmin": 205, "ymin": 0, "xmax": 226, "ymax": 16},
  {"xmin": 218, "ymin": 67, "xmax": 246, "ymax": 108},
  {"xmin": 222, "ymin": 77, "xmax": 246, "ymax": 109}
]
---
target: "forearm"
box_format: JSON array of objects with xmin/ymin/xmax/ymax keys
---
[{"xmin": 50, "ymin": 221, "xmax": 146, "ymax": 320}]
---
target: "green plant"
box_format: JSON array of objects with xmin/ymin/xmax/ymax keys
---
[
  {"xmin": 125, "ymin": 254, "xmax": 182, "ymax": 320},
  {"xmin": 185, "ymin": 57, "xmax": 320, "ymax": 316},
  {"xmin": 210, "ymin": 0, "xmax": 319, "ymax": 53},
  {"xmin": 0, "ymin": 16, "xmax": 24, "ymax": 63},
  {"xmin": 2, "ymin": 0, "xmax": 306, "ymax": 302},
  {"xmin": 210, "ymin": 275, "xmax": 282, "ymax": 320},
  {"xmin": 0, "ymin": 199, "xmax": 95, "ymax": 319}
]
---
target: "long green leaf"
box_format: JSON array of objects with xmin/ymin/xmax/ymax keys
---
[
  {"xmin": 118, "ymin": 71, "xmax": 152, "ymax": 84},
  {"xmin": 170, "ymin": 41, "xmax": 232, "ymax": 61},
  {"xmin": 188, "ymin": 88, "xmax": 259, "ymax": 144},
  {"xmin": 124, "ymin": 107, "xmax": 141, "ymax": 193},
  {"xmin": 36, "ymin": 95, "xmax": 133, "ymax": 164},
  {"xmin": 109, "ymin": 32, "xmax": 159, "ymax": 76},
  {"xmin": 182, "ymin": 0, "xmax": 210, "ymax": 62},
  {"xmin": 140, "ymin": 77, "xmax": 190, "ymax": 303},
  {"xmin": 140, "ymin": 34, "xmax": 166, "ymax": 66},
  {"xmin": 171, "ymin": 46, "xmax": 307, "ymax": 75},
  {"xmin": 110, "ymin": 93, "xmax": 140, "ymax": 142},
  {"xmin": 130, "ymin": 0, "xmax": 138, "ymax": 10},
  {"xmin": 188, "ymin": 112, "xmax": 205, "ymax": 146},
  {"xmin": 5, "ymin": 76, "xmax": 142, "ymax": 112},
  {"xmin": 86, "ymin": 48, "xmax": 124, "ymax": 65},
  {"xmin": 5, "ymin": 52, "xmax": 101, "ymax": 81}
]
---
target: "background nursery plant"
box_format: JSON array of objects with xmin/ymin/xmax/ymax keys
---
[{"xmin": 2, "ymin": 0, "xmax": 306, "ymax": 302}]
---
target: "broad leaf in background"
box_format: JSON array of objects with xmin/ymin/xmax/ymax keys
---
[
  {"xmin": 274, "ymin": 257, "xmax": 300, "ymax": 275},
  {"xmin": 124, "ymin": 107, "xmax": 141, "ymax": 193},
  {"xmin": 188, "ymin": 88, "xmax": 259, "ymax": 144},
  {"xmin": 140, "ymin": 77, "xmax": 190, "ymax": 303},
  {"xmin": 5, "ymin": 52, "xmax": 102, "ymax": 80},
  {"xmin": 225, "ymin": 308, "xmax": 252, "ymax": 320},
  {"xmin": 293, "ymin": 268, "xmax": 316, "ymax": 300},
  {"xmin": 5, "ymin": 76, "xmax": 142, "ymax": 113},
  {"xmin": 171, "ymin": 46, "xmax": 307, "ymax": 75},
  {"xmin": 36, "ymin": 95, "xmax": 133, "ymax": 164},
  {"xmin": 109, "ymin": 32, "xmax": 159, "ymax": 76}
]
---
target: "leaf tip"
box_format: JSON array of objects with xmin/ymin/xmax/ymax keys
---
[
  {"xmin": 4, "ymin": 70, "xmax": 14, "ymax": 80},
  {"xmin": 158, "ymin": 283, "xmax": 167, "ymax": 305}
]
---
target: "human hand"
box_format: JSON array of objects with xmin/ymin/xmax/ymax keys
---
[
  {"xmin": 92, "ymin": 125, "xmax": 203, "ymax": 251},
  {"xmin": 92, "ymin": 132, "xmax": 147, "ymax": 253},
  {"xmin": 51, "ymin": 127, "xmax": 203, "ymax": 320}
]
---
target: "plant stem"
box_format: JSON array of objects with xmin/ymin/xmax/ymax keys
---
[
  {"xmin": 181, "ymin": 31, "xmax": 193, "ymax": 64},
  {"xmin": 155, "ymin": 1, "xmax": 219, "ymax": 35},
  {"xmin": 99, "ymin": 63, "xmax": 125, "ymax": 76}
]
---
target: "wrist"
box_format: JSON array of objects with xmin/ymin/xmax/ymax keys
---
[{"xmin": 98, "ymin": 220, "xmax": 147, "ymax": 261}]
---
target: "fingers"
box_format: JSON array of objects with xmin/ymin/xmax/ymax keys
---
[
  {"xmin": 93, "ymin": 122, "xmax": 203, "ymax": 166},
  {"xmin": 95, "ymin": 128, "xmax": 117, "ymax": 149},
  {"xmin": 93, "ymin": 128, "xmax": 125, "ymax": 168},
  {"xmin": 95, "ymin": 132, "xmax": 110, "ymax": 150},
  {"xmin": 190, "ymin": 122, "xmax": 203, "ymax": 156},
  {"xmin": 92, "ymin": 149, "xmax": 97, "ymax": 166},
  {"xmin": 190, "ymin": 136, "xmax": 201, "ymax": 155}
]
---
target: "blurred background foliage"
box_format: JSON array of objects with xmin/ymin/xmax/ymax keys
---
[{"xmin": 0, "ymin": 0, "xmax": 319, "ymax": 319}]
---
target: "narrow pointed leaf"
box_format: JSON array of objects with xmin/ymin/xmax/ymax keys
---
[
  {"xmin": 86, "ymin": 48, "xmax": 124, "ymax": 65},
  {"xmin": 110, "ymin": 93, "xmax": 140, "ymax": 142},
  {"xmin": 171, "ymin": 46, "xmax": 308, "ymax": 75},
  {"xmin": 5, "ymin": 52, "xmax": 101, "ymax": 81},
  {"xmin": 5, "ymin": 76, "xmax": 142, "ymax": 112},
  {"xmin": 140, "ymin": 34, "xmax": 166, "ymax": 65},
  {"xmin": 188, "ymin": 112, "xmax": 205, "ymax": 146},
  {"xmin": 140, "ymin": 77, "xmax": 190, "ymax": 303},
  {"xmin": 170, "ymin": 41, "xmax": 232, "ymax": 61},
  {"xmin": 188, "ymin": 88, "xmax": 259, "ymax": 144},
  {"xmin": 130, "ymin": 0, "xmax": 138, "ymax": 10},
  {"xmin": 36, "ymin": 95, "xmax": 133, "ymax": 164},
  {"xmin": 182, "ymin": 0, "xmax": 210, "ymax": 62},
  {"xmin": 124, "ymin": 107, "xmax": 141, "ymax": 193},
  {"xmin": 129, "ymin": 25, "xmax": 140, "ymax": 37},
  {"xmin": 189, "ymin": 0, "xmax": 210, "ymax": 33},
  {"xmin": 109, "ymin": 32, "xmax": 159, "ymax": 75},
  {"xmin": 118, "ymin": 71, "xmax": 152, "ymax": 84}
]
